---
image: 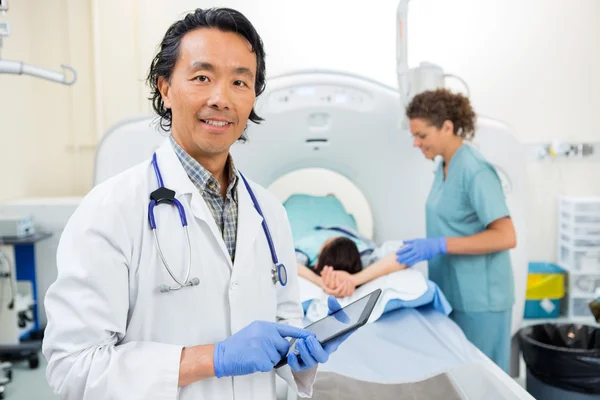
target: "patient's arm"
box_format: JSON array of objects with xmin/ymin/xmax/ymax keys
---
[
  {"xmin": 321, "ymin": 254, "xmax": 407, "ymax": 297},
  {"xmin": 351, "ymin": 254, "xmax": 407, "ymax": 286},
  {"xmin": 297, "ymin": 262, "xmax": 323, "ymax": 287}
]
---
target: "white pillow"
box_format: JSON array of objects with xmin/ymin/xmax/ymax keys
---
[
  {"xmin": 298, "ymin": 277, "xmax": 325, "ymax": 304},
  {"xmin": 300, "ymin": 268, "xmax": 429, "ymax": 323}
]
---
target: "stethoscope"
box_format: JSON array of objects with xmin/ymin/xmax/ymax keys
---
[{"xmin": 148, "ymin": 153, "xmax": 287, "ymax": 293}]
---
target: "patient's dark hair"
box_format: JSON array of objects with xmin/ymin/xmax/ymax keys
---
[
  {"xmin": 146, "ymin": 8, "xmax": 267, "ymax": 137},
  {"xmin": 316, "ymin": 237, "xmax": 363, "ymax": 276}
]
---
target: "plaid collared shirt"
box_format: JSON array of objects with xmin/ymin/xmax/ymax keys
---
[{"xmin": 169, "ymin": 135, "xmax": 239, "ymax": 261}]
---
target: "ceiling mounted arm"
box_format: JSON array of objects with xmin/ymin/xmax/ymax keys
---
[
  {"xmin": 396, "ymin": 0, "xmax": 410, "ymax": 107},
  {"xmin": 0, "ymin": 1, "xmax": 76, "ymax": 86},
  {"xmin": 0, "ymin": 60, "xmax": 77, "ymax": 85},
  {"xmin": 395, "ymin": 0, "xmax": 469, "ymax": 120}
]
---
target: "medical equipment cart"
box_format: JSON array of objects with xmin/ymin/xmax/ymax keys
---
[{"xmin": 0, "ymin": 232, "xmax": 52, "ymax": 370}]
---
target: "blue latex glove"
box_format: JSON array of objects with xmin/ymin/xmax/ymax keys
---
[
  {"xmin": 213, "ymin": 321, "xmax": 315, "ymax": 378},
  {"xmin": 396, "ymin": 238, "xmax": 447, "ymax": 266},
  {"xmin": 288, "ymin": 296, "xmax": 353, "ymax": 371}
]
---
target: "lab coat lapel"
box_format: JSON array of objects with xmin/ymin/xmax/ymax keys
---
[
  {"xmin": 233, "ymin": 176, "xmax": 264, "ymax": 271},
  {"xmin": 154, "ymin": 140, "xmax": 232, "ymax": 265},
  {"xmin": 189, "ymin": 192, "xmax": 233, "ymax": 267}
]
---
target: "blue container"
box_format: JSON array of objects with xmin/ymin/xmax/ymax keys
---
[
  {"xmin": 524, "ymin": 299, "xmax": 561, "ymax": 318},
  {"xmin": 524, "ymin": 262, "xmax": 565, "ymax": 319},
  {"xmin": 528, "ymin": 262, "xmax": 565, "ymax": 274}
]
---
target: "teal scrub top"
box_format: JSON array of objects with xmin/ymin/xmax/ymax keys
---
[{"xmin": 426, "ymin": 144, "xmax": 515, "ymax": 312}]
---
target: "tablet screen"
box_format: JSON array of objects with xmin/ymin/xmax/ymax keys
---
[
  {"xmin": 303, "ymin": 291, "xmax": 377, "ymax": 343},
  {"xmin": 275, "ymin": 289, "xmax": 381, "ymax": 368}
]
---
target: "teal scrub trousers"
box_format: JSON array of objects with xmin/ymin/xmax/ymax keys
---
[{"xmin": 450, "ymin": 309, "xmax": 512, "ymax": 373}]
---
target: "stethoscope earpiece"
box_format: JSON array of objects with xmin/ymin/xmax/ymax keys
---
[
  {"xmin": 158, "ymin": 276, "xmax": 200, "ymax": 293},
  {"xmin": 159, "ymin": 284, "xmax": 170, "ymax": 293}
]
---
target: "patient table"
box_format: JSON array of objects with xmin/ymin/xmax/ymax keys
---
[{"xmin": 278, "ymin": 307, "xmax": 534, "ymax": 400}]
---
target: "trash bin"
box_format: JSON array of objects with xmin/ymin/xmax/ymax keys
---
[{"xmin": 518, "ymin": 323, "xmax": 600, "ymax": 400}]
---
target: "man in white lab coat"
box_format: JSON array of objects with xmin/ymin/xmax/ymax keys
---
[{"xmin": 42, "ymin": 8, "xmax": 350, "ymax": 400}]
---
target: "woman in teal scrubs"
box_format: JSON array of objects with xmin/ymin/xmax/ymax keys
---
[{"xmin": 396, "ymin": 88, "xmax": 517, "ymax": 373}]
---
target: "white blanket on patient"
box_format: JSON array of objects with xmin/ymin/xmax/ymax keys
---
[{"xmin": 299, "ymin": 268, "xmax": 429, "ymax": 323}]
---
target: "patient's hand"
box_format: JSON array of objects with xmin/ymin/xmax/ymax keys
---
[{"xmin": 320, "ymin": 267, "xmax": 356, "ymax": 298}]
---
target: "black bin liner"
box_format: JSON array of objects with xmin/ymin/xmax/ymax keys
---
[{"xmin": 518, "ymin": 324, "xmax": 600, "ymax": 394}]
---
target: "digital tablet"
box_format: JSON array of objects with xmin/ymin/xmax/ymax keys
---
[{"xmin": 275, "ymin": 288, "xmax": 382, "ymax": 368}]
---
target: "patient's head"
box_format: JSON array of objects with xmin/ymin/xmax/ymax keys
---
[{"xmin": 315, "ymin": 237, "xmax": 362, "ymax": 275}]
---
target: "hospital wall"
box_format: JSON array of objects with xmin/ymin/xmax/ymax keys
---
[
  {"xmin": 0, "ymin": 0, "xmax": 96, "ymax": 202},
  {"xmin": 1, "ymin": 0, "xmax": 600, "ymax": 264}
]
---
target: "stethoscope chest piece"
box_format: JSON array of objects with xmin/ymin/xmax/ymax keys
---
[{"xmin": 273, "ymin": 263, "xmax": 287, "ymax": 286}]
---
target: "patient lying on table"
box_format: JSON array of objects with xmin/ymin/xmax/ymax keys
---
[{"xmin": 296, "ymin": 229, "xmax": 406, "ymax": 298}]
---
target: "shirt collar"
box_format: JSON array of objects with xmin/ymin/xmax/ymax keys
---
[{"xmin": 169, "ymin": 135, "xmax": 238, "ymax": 201}]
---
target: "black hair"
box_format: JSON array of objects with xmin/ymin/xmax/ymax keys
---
[
  {"xmin": 316, "ymin": 237, "xmax": 363, "ymax": 276},
  {"xmin": 146, "ymin": 8, "xmax": 267, "ymax": 137}
]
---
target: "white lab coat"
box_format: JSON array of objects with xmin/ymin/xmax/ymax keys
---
[{"xmin": 42, "ymin": 140, "xmax": 316, "ymax": 400}]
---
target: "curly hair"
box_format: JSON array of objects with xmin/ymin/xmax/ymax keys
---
[
  {"xmin": 146, "ymin": 8, "xmax": 267, "ymax": 135},
  {"xmin": 406, "ymin": 89, "xmax": 476, "ymax": 140}
]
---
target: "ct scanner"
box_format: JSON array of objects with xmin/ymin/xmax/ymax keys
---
[
  {"xmin": 94, "ymin": 69, "xmax": 529, "ymax": 340},
  {"xmin": 93, "ymin": 69, "xmax": 532, "ymax": 399}
]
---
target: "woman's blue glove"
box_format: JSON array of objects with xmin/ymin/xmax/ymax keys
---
[
  {"xmin": 288, "ymin": 296, "xmax": 353, "ymax": 371},
  {"xmin": 396, "ymin": 238, "xmax": 447, "ymax": 266},
  {"xmin": 213, "ymin": 321, "xmax": 315, "ymax": 378}
]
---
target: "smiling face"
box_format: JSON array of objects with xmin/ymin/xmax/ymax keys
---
[
  {"xmin": 409, "ymin": 118, "xmax": 455, "ymax": 160},
  {"xmin": 158, "ymin": 28, "xmax": 257, "ymax": 161}
]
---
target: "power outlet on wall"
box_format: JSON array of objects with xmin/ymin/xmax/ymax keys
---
[{"xmin": 0, "ymin": 21, "xmax": 9, "ymax": 37}]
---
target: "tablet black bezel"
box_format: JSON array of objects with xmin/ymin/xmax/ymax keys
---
[{"xmin": 274, "ymin": 288, "xmax": 382, "ymax": 368}]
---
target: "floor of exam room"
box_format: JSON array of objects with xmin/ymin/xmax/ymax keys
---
[
  {"xmin": 2, "ymin": 351, "xmax": 530, "ymax": 399},
  {"xmin": 3, "ymin": 354, "xmax": 58, "ymax": 400}
]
